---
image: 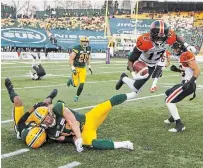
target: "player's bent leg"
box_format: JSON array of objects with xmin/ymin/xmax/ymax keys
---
[
  {"xmin": 115, "ymin": 73, "xmax": 128, "ymax": 90},
  {"xmin": 44, "ymin": 89, "xmax": 58, "ymax": 104},
  {"xmin": 165, "ymin": 84, "xmax": 187, "ymax": 132},
  {"xmin": 85, "ymin": 100, "xmax": 113, "ymax": 130},
  {"xmin": 82, "ymin": 129, "xmax": 97, "ymax": 146}
]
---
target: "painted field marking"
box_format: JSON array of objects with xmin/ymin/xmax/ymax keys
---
[
  {"xmin": 58, "ymin": 161, "xmax": 81, "ymax": 168},
  {"xmin": 1, "ymin": 148, "xmax": 30, "ymax": 159}
]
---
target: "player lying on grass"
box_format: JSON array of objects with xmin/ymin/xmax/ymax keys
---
[
  {"xmin": 35, "ymin": 93, "xmax": 135, "ymax": 152},
  {"xmin": 5, "ymin": 78, "xmax": 58, "ymax": 148},
  {"xmin": 164, "ymin": 44, "xmax": 201, "ymax": 132},
  {"xmin": 30, "ymin": 54, "xmax": 46, "ymax": 80}
]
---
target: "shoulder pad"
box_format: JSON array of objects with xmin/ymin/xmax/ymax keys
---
[
  {"xmin": 180, "ymin": 51, "xmax": 195, "ymax": 63},
  {"xmin": 136, "ymin": 33, "xmax": 153, "ymax": 51},
  {"xmin": 72, "ymin": 45, "xmax": 80, "ymax": 54},
  {"xmin": 166, "ymin": 30, "xmax": 176, "ymax": 45}
]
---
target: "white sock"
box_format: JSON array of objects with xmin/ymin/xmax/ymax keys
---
[
  {"xmin": 126, "ymin": 92, "xmax": 137, "ymax": 100},
  {"xmin": 114, "ymin": 141, "xmax": 133, "ymax": 150},
  {"xmin": 151, "ymin": 78, "xmax": 158, "ymax": 88},
  {"xmin": 122, "ymin": 77, "xmax": 138, "ymax": 92},
  {"xmin": 113, "ymin": 142, "xmax": 127, "ymax": 149},
  {"xmin": 166, "ymin": 103, "xmax": 180, "ymax": 120}
]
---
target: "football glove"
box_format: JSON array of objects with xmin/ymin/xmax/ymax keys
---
[
  {"xmin": 131, "ymin": 71, "xmax": 149, "ymax": 80},
  {"xmin": 170, "ymin": 65, "xmax": 182, "ymax": 73},
  {"xmin": 74, "ymin": 138, "xmax": 84, "ymax": 152},
  {"xmin": 33, "ymin": 102, "xmax": 48, "ymax": 110},
  {"xmin": 182, "ymin": 76, "xmax": 196, "ymax": 91}
]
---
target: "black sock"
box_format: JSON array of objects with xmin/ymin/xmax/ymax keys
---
[
  {"xmin": 76, "ymin": 83, "xmax": 84, "ymax": 97},
  {"xmin": 176, "ymin": 119, "xmax": 181, "ymax": 124},
  {"xmin": 9, "ymin": 90, "xmax": 18, "ymax": 103}
]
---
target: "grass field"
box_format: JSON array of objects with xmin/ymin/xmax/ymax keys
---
[{"xmin": 1, "ymin": 58, "xmax": 203, "ymax": 168}]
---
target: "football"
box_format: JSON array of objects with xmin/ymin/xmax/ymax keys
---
[{"xmin": 133, "ymin": 61, "xmax": 148, "ymax": 75}]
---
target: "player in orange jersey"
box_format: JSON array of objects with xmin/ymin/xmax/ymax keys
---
[
  {"xmin": 116, "ymin": 20, "xmax": 196, "ymax": 100},
  {"xmin": 164, "ymin": 44, "xmax": 201, "ymax": 132}
]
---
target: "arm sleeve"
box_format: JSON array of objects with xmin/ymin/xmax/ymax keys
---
[
  {"xmin": 17, "ymin": 112, "xmax": 31, "ymax": 133},
  {"xmin": 128, "ymin": 47, "xmax": 142, "ymax": 62}
]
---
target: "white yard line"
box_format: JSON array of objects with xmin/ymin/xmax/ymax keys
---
[
  {"xmin": 2, "ymin": 87, "xmax": 203, "ymax": 124},
  {"xmin": 58, "ymin": 161, "xmax": 81, "ymax": 168},
  {"xmin": 1, "ymin": 148, "xmax": 30, "ymax": 159}
]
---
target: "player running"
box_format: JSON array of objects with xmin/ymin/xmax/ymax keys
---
[
  {"xmin": 34, "ymin": 92, "xmax": 136, "ymax": 152},
  {"xmin": 5, "ymin": 78, "xmax": 58, "ymax": 148},
  {"xmin": 115, "ymin": 20, "xmax": 196, "ymax": 99},
  {"xmin": 164, "ymin": 43, "xmax": 201, "ymax": 132},
  {"xmin": 67, "ymin": 37, "xmax": 93, "ymax": 102}
]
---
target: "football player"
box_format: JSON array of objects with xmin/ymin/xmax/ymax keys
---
[
  {"xmin": 67, "ymin": 37, "xmax": 93, "ymax": 102},
  {"xmin": 30, "ymin": 54, "xmax": 46, "ymax": 80},
  {"xmin": 150, "ymin": 50, "xmax": 171, "ymax": 92},
  {"xmin": 5, "ymin": 78, "xmax": 58, "ymax": 148},
  {"xmin": 164, "ymin": 47, "xmax": 201, "ymax": 132},
  {"xmin": 35, "ymin": 92, "xmax": 136, "ymax": 152},
  {"xmin": 115, "ymin": 20, "xmax": 196, "ymax": 99}
]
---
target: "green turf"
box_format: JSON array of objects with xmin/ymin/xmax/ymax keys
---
[{"xmin": 1, "ymin": 59, "xmax": 203, "ymax": 168}]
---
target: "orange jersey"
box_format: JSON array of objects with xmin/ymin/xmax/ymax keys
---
[
  {"xmin": 180, "ymin": 51, "xmax": 195, "ymax": 64},
  {"xmin": 179, "ymin": 51, "xmax": 195, "ymax": 80},
  {"xmin": 136, "ymin": 31, "xmax": 176, "ymax": 52},
  {"xmin": 136, "ymin": 33, "xmax": 153, "ymax": 52},
  {"xmin": 166, "ymin": 30, "xmax": 177, "ymax": 45}
]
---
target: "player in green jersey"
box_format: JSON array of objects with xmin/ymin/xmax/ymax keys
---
[
  {"xmin": 67, "ymin": 36, "xmax": 93, "ymax": 102},
  {"xmin": 36, "ymin": 92, "xmax": 137, "ymax": 152}
]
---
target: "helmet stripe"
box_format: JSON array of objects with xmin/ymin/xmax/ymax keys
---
[
  {"xmin": 28, "ymin": 128, "xmax": 44, "ymax": 148},
  {"xmin": 159, "ymin": 20, "xmax": 164, "ymax": 34},
  {"xmin": 34, "ymin": 110, "xmax": 43, "ymax": 121}
]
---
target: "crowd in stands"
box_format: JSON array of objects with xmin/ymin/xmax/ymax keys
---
[{"xmin": 1, "ymin": 16, "xmax": 105, "ymax": 32}]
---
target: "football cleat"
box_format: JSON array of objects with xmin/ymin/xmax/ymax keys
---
[
  {"xmin": 150, "ymin": 87, "xmax": 157, "ymax": 93},
  {"xmin": 164, "ymin": 116, "xmax": 175, "ymax": 124},
  {"xmin": 5, "ymin": 78, "xmax": 14, "ymax": 92},
  {"xmin": 115, "ymin": 73, "xmax": 128, "ymax": 90},
  {"xmin": 123, "ymin": 141, "xmax": 134, "ymax": 150},
  {"xmin": 168, "ymin": 123, "xmax": 185, "ymax": 133},
  {"xmin": 67, "ymin": 78, "xmax": 72, "ymax": 87},
  {"xmin": 74, "ymin": 95, "xmax": 79, "ymax": 102},
  {"xmin": 47, "ymin": 89, "xmax": 58, "ymax": 99}
]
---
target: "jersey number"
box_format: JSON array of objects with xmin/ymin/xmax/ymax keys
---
[
  {"xmin": 148, "ymin": 50, "xmax": 165, "ymax": 61},
  {"xmin": 79, "ymin": 53, "xmax": 89, "ymax": 63}
]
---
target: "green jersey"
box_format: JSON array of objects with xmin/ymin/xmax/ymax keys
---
[
  {"xmin": 72, "ymin": 45, "xmax": 91, "ymax": 68},
  {"xmin": 46, "ymin": 101, "xmax": 86, "ymax": 139}
]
